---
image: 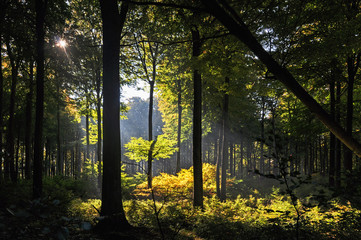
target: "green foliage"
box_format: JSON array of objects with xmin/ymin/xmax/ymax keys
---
[
  {"xmin": 121, "ymin": 165, "xmax": 147, "ymax": 200},
  {"xmin": 81, "ymin": 158, "xmax": 99, "ymax": 180},
  {"xmin": 125, "ymin": 134, "xmax": 177, "ymax": 162},
  {"xmin": 68, "ymin": 198, "xmax": 101, "ymax": 223},
  {"xmin": 123, "ymin": 191, "xmax": 361, "ymax": 240}
]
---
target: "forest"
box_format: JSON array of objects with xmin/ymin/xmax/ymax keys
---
[{"xmin": 1, "ymin": 0, "xmax": 361, "ymax": 239}]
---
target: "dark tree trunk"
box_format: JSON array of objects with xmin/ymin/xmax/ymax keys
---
[
  {"xmin": 85, "ymin": 87, "xmax": 91, "ymax": 174},
  {"xmin": 99, "ymin": 0, "xmax": 129, "ymax": 226},
  {"xmin": 15, "ymin": 129, "xmax": 20, "ymax": 179},
  {"xmin": 33, "ymin": 0, "xmax": 46, "ymax": 199},
  {"xmin": 344, "ymin": 55, "xmax": 360, "ymax": 172},
  {"xmin": 96, "ymin": 68, "xmax": 102, "ymax": 187},
  {"xmin": 260, "ymin": 97, "xmax": 265, "ymax": 174},
  {"xmin": 0, "ymin": 0, "xmax": 8, "ymax": 183},
  {"xmin": 25, "ymin": 61, "xmax": 34, "ymax": 179},
  {"xmin": 220, "ymin": 77, "xmax": 229, "ymax": 202},
  {"xmin": 5, "ymin": 39, "xmax": 18, "ymax": 183},
  {"xmin": 57, "ymin": 83, "xmax": 63, "ymax": 175},
  {"xmin": 216, "ymin": 127, "xmax": 221, "ymax": 198},
  {"xmin": 147, "ymin": 80, "xmax": 154, "ymax": 188},
  {"xmin": 192, "ymin": 26, "xmax": 203, "ymax": 208},
  {"xmin": 176, "ymin": 78, "xmax": 182, "ymax": 174},
  {"xmin": 335, "ymin": 80, "xmax": 342, "ymax": 188},
  {"xmin": 329, "ymin": 64, "xmax": 336, "ymax": 187},
  {"xmin": 230, "ymin": 143, "xmax": 234, "ymax": 177},
  {"xmin": 75, "ymin": 130, "xmax": 81, "ymax": 179},
  {"xmin": 240, "ymin": 139, "xmax": 244, "ymax": 177},
  {"xmin": 201, "ymin": 0, "xmax": 361, "ymax": 157}
]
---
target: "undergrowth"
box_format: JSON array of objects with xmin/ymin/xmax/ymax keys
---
[{"xmin": 2, "ymin": 164, "xmax": 361, "ymax": 239}]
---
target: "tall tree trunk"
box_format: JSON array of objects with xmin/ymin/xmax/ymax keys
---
[
  {"xmin": 33, "ymin": 0, "xmax": 46, "ymax": 199},
  {"xmin": 230, "ymin": 143, "xmax": 234, "ymax": 177},
  {"xmin": 75, "ymin": 130, "xmax": 81, "ymax": 179},
  {"xmin": 192, "ymin": 26, "xmax": 203, "ymax": 208},
  {"xmin": 176, "ymin": 78, "xmax": 182, "ymax": 174},
  {"xmin": 329, "ymin": 64, "xmax": 336, "ymax": 187},
  {"xmin": 96, "ymin": 68, "xmax": 102, "ymax": 187},
  {"xmin": 57, "ymin": 83, "xmax": 63, "ymax": 175},
  {"xmin": 216, "ymin": 127, "xmax": 221, "ymax": 198},
  {"xmin": 201, "ymin": 0, "xmax": 361, "ymax": 157},
  {"xmin": 15, "ymin": 129, "xmax": 20, "ymax": 179},
  {"xmin": 85, "ymin": 87, "xmax": 92, "ymax": 175},
  {"xmin": 220, "ymin": 77, "xmax": 229, "ymax": 202},
  {"xmin": 335, "ymin": 80, "xmax": 342, "ymax": 188},
  {"xmin": 0, "ymin": 0, "xmax": 8, "ymax": 183},
  {"xmin": 344, "ymin": 55, "xmax": 359, "ymax": 172},
  {"xmin": 5, "ymin": 40, "xmax": 19, "ymax": 183},
  {"xmin": 240, "ymin": 139, "xmax": 244, "ymax": 177},
  {"xmin": 99, "ymin": 0, "xmax": 129, "ymax": 226},
  {"xmin": 0, "ymin": 24, "xmax": 3, "ymax": 182},
  {"xmin": 260, "ymin": 96, "xmax": 265, "ymax": 174},
  {"xmin": 25, "ymin": 61, "xmax": 34, "ymax": 180},
  {"xmin": 147, "ymin": 80, "xmax": 154, "ymax": 188}
]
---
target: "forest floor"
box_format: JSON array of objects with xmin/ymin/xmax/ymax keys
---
[{"xmin": 1, "ymin": 169, "xmax": 361, "ymax": 240}]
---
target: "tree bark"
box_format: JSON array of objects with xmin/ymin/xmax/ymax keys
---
[
  {"xmin": 5, "ymin": 39, "xmax": 19, "ymax": 183},
  {"xmin": 192, "ymin": 26, "xmax": 203, "ymax": 208},
  {"xmin": 96, "ymin": 68, "xmax": 102, "ymax": 187},
  {"xmin": 344, "ymin": 55, "xmax": 359, "ymax": 172},
  {"xmin": 147, "ymin": 80, "xmax": 154, "ymax": 188},
  {"xmin": 99, "ymin": 0, "xmax": 129, "ymax": 226},
  {"xmin": 25, "ymin": 61, "xmax": 34, "ymax": 180},
  {"xmin": 220, "ymin": 77, "xmax": 229, "ymax": 202},
  {"xmin": 33, "ymin": 0, "xmax": 47, "ymax": 199},
  {"xmin": 260, "ymin": 97, "xmax": 265, "ymax": 174},
  {"xmin": 200, "ymin": 0, "xmax": 361, "ymax": 157},
  {"xmin": 57, "ymin": 83, "xmax": 63, "ymax": 175},
  {"xmin": 329, "ymin": 63, "xmax": 336, "ymax": 187},
  {"xmin": 176, "ymin": 78, "xmax": 182, "ymax": 174},
  {"xmin": 216, "ymin": 127, "xmax": 221, "ymax": 198},
  {"xmin": 335, "ymin": 79, "xmax": 341, "ymax": 188}
]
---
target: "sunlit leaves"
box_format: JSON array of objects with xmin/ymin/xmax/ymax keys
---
[{"xmin": 125, "ymin": 134, "xmax": 177, "ymax": 162}]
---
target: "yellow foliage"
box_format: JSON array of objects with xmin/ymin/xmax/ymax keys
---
[{"xmin": 133, "ymin": 163, "xmax": 227, "ymax": 200}]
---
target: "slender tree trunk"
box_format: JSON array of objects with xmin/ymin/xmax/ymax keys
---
[
  {"xmin": 5, "ymin": 39, "xmax": 19, "ymax": 183},
  {"xmin": 230, "ymin": 143, "xmax": 234, "ymax": 177},
  {"xmin": 99, "ymin": 0, "xmax": 129, "ymax": 225},
  {"xmin": 176, "ymin": 78, "xmax": 182, "ymax": 174},
  {"xmin": 335, "ymin": 80, "xmax": 341, "ymax": 188},
  {"xmin": 15, "ymin": 129, "xmax": 20, "ymax": 179},
  {"xmin": 0, "ymin": 0, "xmax": 8, "ymax": 183},
  {"xmin": 216, "ymin": 127, "xmax": 221, "ymax": 198},
  {"xmin": 25, "ymin": 61, "xmax": 34, "ymax": 179},
  {"xmin": 240, "ymin": 139, "xmax": 244, "ymax": 177},
  {"xmin": 96, "ymin": 68, "xmax": 102, "ymax": 187},
  {"xmin": 329, "ymin": 65, "xmax": 336, "ymax": 187},
  {"xmin": 192, "ymin": 26, "xmax": 203, "ymax": 208},
  {"xmin": 260, "ymin": 97, "xmax": 265, "ymax": 174},
  {"xmin": 220, "ymin": 77, "xmax": 229, "ymax": 202},
  {"xmin": 344, "ymin": 55, "xmax": 359, "ymax": 172},
  {"xmin": 147, "ymin": 80, "xmax": 154, "ymax": 188},
  {"xmin": 75, "ymin": 130, "xmax": 81, "ymax": 179},
  {"xmin": 0, "ymin": 27, "xmax": 3, "ymax": 182},
  {"xmin": 33, "ymin": 0, "xmax": 46, "ymax": 199},
  {"xmin": 56, "ymin": 83, "xmax": 63, "ymax": 175}
]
